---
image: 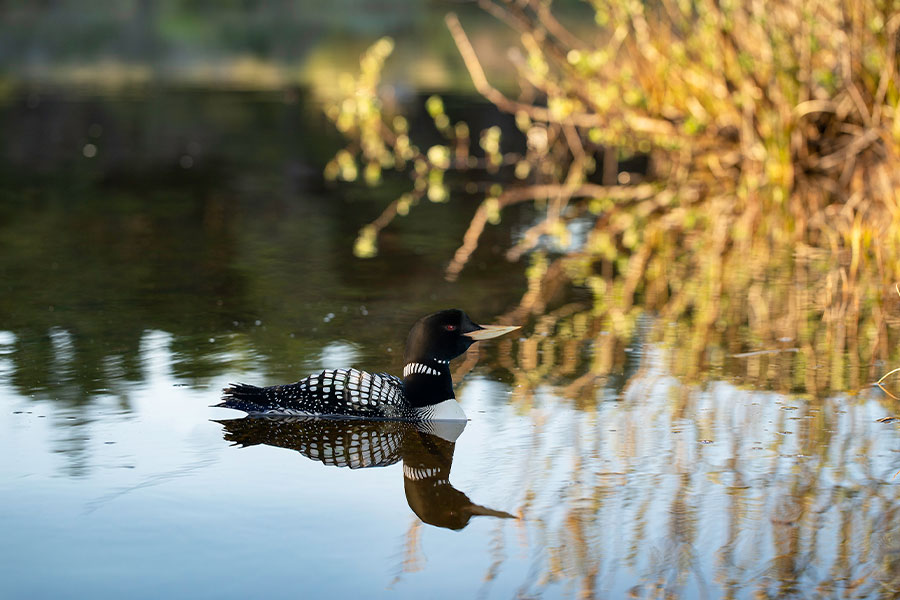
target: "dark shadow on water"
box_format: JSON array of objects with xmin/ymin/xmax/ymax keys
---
[
  {"xmin": 0, "ymin": 88, "xmax": 529, "ymax": 426},
  {"xmin": 216, "ymin": 416, "xmax": 515, "ymax": 530}
]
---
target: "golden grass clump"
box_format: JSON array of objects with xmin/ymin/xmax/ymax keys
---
[{"xmin": 324, "ymin": 0, "xmax": 900, "ymax": 397}]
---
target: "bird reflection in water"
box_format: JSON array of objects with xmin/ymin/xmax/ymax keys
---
[{"xmin": 215, "ymin": 417, "xmax": 515, "ymax": 530}]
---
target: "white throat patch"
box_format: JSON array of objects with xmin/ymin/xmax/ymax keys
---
[{"xmin": 403, "ymin": 362, "xmax": 441, "ymax": 377}]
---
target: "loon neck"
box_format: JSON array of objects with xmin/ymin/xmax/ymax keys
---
[{"xmin": 402, "ymin": 358, "xmax": 454, "ymax": 408}]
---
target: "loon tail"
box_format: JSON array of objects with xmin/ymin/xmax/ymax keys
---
[{"xmin": 216, "ymin": 382, "xmax": 271, "ymax": 413}]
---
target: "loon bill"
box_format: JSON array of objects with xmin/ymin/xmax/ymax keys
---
[
  {"xmin": 217, "ymin": 309, "xmax": 519, "ymax": 421},
  {"xmin": 216, "ymin": 417, "xmax": 515, "ymax": 530}
]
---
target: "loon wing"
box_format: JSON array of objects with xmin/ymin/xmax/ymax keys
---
[
  {"xmin": 373, "ymin": 372, "xmax": 403, "ymax": 387},
  {"xmin": 219, "ymin": 368, "xmax": 408, "ymax": 419},
  {"xmin": 216, "ymin": 416, "xmax": 414, "ymax": 469}
]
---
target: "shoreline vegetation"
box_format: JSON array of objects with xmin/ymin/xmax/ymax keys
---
[
  {"xmin": 324, "ymin": 0, "xmax": 900, "ymax": 402},
  {"xmin": 0, "ymin": 2, "xmax": 526, "ymax": 96}
]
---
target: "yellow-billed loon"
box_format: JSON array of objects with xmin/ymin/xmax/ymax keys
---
[{"xmin": 217, "ymin": 309, "xmax": 519, "ymax": 421}]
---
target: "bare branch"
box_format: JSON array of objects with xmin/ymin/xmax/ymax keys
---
[
  {"xmin": 445, "ymin": 12, "xmax": 601, "ymax": 129},
  {"xmin": 445, "ymin": 183, "xmax": 657, "ymax": 280}
]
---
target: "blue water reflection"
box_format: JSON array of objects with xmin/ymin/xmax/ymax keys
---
[
  {"xmin": 1, "ymin": 89, "xmax": 899, "ymax": 598},
  {"xmin": 2, "ymin": 332, "xmax": 898, "ymax": 598}
]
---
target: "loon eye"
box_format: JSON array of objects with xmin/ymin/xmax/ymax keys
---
[{"xmin": 444, "ymin": 324, "xmax": 457, "ymax": 331}]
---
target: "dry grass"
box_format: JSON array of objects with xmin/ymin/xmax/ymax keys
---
[{"xmin": 324, "ymin": 0, "xmax": 900, "ymax": 397}]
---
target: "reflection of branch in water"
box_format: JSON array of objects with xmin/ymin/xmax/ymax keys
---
[
  {"xmin": 876, "ymin": 368, "xmax": 900, "ymax": 402},
  {"xmin": 84, "ymin": 454, "xmax": 217, "ymax": 515},
  {"xmin": 387, "ymin": 518, "xmax": 424, "ymax": 590},
  {"xmin": 495, "ymin": 343, "xmax": 900, "ymax": 598},
  {"xmin": 476, "ymin": 519, "xmax": 508, "ymax": 600}
]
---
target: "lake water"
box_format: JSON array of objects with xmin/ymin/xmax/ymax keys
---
[{"xmin": 2, "ymin": 90, "xmax": 899, "ymax": 599}]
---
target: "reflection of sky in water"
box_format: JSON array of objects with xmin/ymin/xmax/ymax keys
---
[
  {"xmin": 317, "ymin": 340, "xmax": 361, "ymax": 370},
  {"xmin": 1, "ymin": 331, "xmax": 898, "ymax": 598},
  {"xmin": 0, "ymin": 332, "xmax": 15, "ymax": 379}
]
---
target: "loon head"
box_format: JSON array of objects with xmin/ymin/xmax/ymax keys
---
[
  {"xmin": 403, "ymin": 309, "xmax": 519, "ymax": 365},
  {"xmin": 402, "ymin": 309, "xmax": 519, "ymax": 407}
]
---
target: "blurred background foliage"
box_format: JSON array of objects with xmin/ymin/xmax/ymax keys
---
[{"xmin": 0, "ymin": 0, "xmax": 551, "ymax": 93}]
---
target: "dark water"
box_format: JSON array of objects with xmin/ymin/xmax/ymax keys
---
[{"xmin": 2, "ymin": 90, "xmax": 900, "ymax": 599}]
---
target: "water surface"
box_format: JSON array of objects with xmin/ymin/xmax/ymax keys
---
[{"xmin": 2, "ymin": 90, "xmax": 899, "ymax": 599}]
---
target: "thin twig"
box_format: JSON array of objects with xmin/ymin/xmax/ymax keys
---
[
  {"xmin": 531, "ymin": 0, "xmax": 586, "ymax": 51},
  {"xmin": 875, "ymin": 385, "xmax": 899, "ymax": 401},
  {"xmin": 816, "ymin": 129, "xmax": 880, "ymax": 170},
  {"xmin": 506, "ymin": 220, "xmax": 551, "ymax": 261},
  {"xmin": 445, "ymin": 183, "xmax": 656, "ymax": 280},
  {"xmin": 360, "ymin": 189, "xmax": 425, "ymax": 241},
  {"xmin": 876, "ymin": 367, "xmax": 900, "ymax": 386},
  {"xmin": 445, "ymin": 12, "xmax": 606, "ymax": 129}
]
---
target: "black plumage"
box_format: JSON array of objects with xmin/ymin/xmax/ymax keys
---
[{"xmin": 218, "ymin": 309, "xmax": 519, "ymax": 421}]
